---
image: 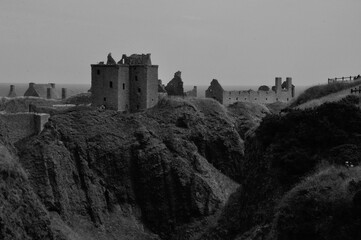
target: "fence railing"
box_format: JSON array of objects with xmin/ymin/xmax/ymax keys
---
[
  {"xmin": 351, "ymin": 86, "xmax": 361, "ymax": 94},
  {"xmin": 328, "ymin": 75, "xmax": 361, "ymax": 84}
]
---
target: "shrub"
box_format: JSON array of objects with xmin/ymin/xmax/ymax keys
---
[
  {"xmin": 255, "ymin": 99, "xmax": 361, "ymax": 185},
  {"xmin": 270, "ymin": 166, "xmax": 361, "ymax": 240}
]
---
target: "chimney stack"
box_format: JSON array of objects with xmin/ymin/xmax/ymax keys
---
[
  {"xmin": 7, "ymin": 85, "xmax": 16, "ymax": 98},
  {"xmin": 61, "ymin": 88, "xmax": 67, "ymax": 100},
  {"xmin": 275, "ymin": 77, "xmax": 282, "ymax": 93},
  {"xmin": 47, "ymin": 88, "xmax": 52, "ymax": 99}
]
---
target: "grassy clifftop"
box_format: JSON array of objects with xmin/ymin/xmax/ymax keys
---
[{"xmin": 290, "ymin": 80, "xmax": 361, "ymax": 109}]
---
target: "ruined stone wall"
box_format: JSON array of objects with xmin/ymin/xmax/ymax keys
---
[
  {"xmin": 205, "ymin": 80, "xmax": 224, "ymax": 104},
  {"xmin": 277, "ymin": 90, "xmax": 293, "ymax": 102},
  {"xmin": 0, "ymin": 113, "xmax": 49, "ymax": 143},
  {"xmin": 91, "ymin": 65, "xmax": 120, "ymax": 110},
  {"xmin": 185, "ymin": 86, "xmax": 197, "ymax": 97},
  {"xmin": 206, "ymin": 78, "xmax": 294, "ymax": 106},
  {"xmin": 223, "ymin": 90, "xmax": 275, "ymax": 105},
  {"xmin": 146, "ymin": 66, "xmax": 159, "ymax": 109},
  {"xmin": 222, "ymin": 89, "xmax": 292, "ymax": 106}
]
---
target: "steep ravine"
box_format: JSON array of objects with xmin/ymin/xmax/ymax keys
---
[
  {"xmin": 199, "ymin": 97, "xmax": 361, "ymax": 240},
  {"xmin": 12, "ymin": 98, "xmax": 265, "ymax": 239}
]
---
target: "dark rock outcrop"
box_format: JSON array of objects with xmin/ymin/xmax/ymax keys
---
[
  {"xmin": 15, "ymin": 98, "xmax": 249, "ymax": 239},
  {"xmin": 0, "ymin": 136, "xmax": 54, "ymax": 239}
]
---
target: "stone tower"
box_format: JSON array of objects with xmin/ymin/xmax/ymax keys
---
[
  {"xmin": 275, "ymin": 77, "xmax": 282, "ymax": 94},
  {"xmin": 91, "ymin": 53, "xmax": 159, "ymax": 112}
]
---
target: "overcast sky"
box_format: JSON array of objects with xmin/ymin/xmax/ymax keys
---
[{"xmin": 1, "ymin": 0, "xmax": 360, "ymax": 86}]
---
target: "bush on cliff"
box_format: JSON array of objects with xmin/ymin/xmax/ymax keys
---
[
  {"xmin": 257, "ymin": 99, "xmax": 361, "ymax": 185},
  {"xmin": 269, "ymin": 166, "xmax": 361, "ymax": 240}
]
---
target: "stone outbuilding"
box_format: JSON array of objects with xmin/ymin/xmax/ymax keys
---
[
  {"xmin": 24, "ymin": 83, "xmax": 67, "ymax": 100},
  {"xmin": 24, "ymin": 83, "xmax": 59, "ymax": 99}
]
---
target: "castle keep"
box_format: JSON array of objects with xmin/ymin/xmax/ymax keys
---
[
  {"xmin": 206, "ymin": 77, "xmax": 294, "ymax": 105},
  {"xmin": 91, "ymin": 53, "xmax": 158, "ymax": 112}
]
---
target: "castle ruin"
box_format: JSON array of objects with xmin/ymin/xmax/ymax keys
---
[
  {"xmin": 206, "ymin": 77, "xmax": 294, "ymax": 105},
  {"xmin": 91, "ymin": 53, "xmax": 158, "ymax": 112},
  {"xmin": 7, "ymin": 85, "xmax": 17, "ymax": 98},
  {"xmin": 165, "ymin": 71, "xmax": 184, "ymax": 96},
  {"xmin": 24, "ymin": 83, "xmax": 67, "ymax": 100}
]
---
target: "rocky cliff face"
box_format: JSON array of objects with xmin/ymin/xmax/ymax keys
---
[
  {"xmin": 0, "ymin": 119, "xmax": 55, "ymax": 239},
  {"xmin": 9, "ymin": 98, "xmax": 266, "ymax": 240},
  {"xmin": 199, "ymin": 97, "xmax": 361, "ymax": 240}
]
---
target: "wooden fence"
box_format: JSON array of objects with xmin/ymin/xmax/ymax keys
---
[{"xmin": 328, "ymin": 75, "xmax": 361, "ymax": 84}]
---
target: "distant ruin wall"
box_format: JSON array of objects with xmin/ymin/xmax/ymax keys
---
[
  {"xmin": 222, "ymin": 89, "xmax": 292, "ymax": 106},
  {"xmin": 185, "ymin": 86, "xmax": 197, "ymax": 97},
  {"xmin": 0, "ymin": 113, "xmax": 50, "ymax": 143}
]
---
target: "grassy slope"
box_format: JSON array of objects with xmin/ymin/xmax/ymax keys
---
[
  {"xmin": 269, "ymin": 165, "xmax": 361, "ymax": 240},
  {"xmin": 290, "ymin": 80, "xmax": 361, "ymax": 109}
]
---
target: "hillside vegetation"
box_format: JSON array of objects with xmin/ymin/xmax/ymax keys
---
[
  {"xmin": 200, "ymin": 95, "xmax": 361, "ymax": 240},
  {"xmin": 290, "ymin": 80, "xmax": 361, "ymax": 108}
]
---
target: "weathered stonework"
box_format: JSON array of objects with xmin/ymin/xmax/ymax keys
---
[
  {"xmin": 185, "ymin": 86, "xmax": 197, "ymax": 97},
  {"xmin": 24, "ymin": 83, "xmax": 60, "ymax": 99},
  {"xmin": 0, "ymin": 113, "xmax": 49, "ymax": 143},
  {"xmin": 206, "ymin": 77, "xmax": 295, "ymax": 105},
  {"xmin": 7, "ymin": 85, "xmax": 17, "ymax": 98},
  {"xmin": 91, "ymin": 53, "xmax": 159, "ymax": 112},
  {"xmin": 165, "ymin": 71, "xmax": 184, "ymax": 96},
  {"xmin": 158, "ymin": 79, "xmax": 167, "ymax": 93}
]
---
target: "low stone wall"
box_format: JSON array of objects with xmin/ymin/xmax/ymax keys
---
[
  {"xmin": 222, "ymin": 89, "xmax": 293, "ymax": 106},
  {"xmin": 0, "ymin": 113, "xmax": 49, "ymax": 143}
]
